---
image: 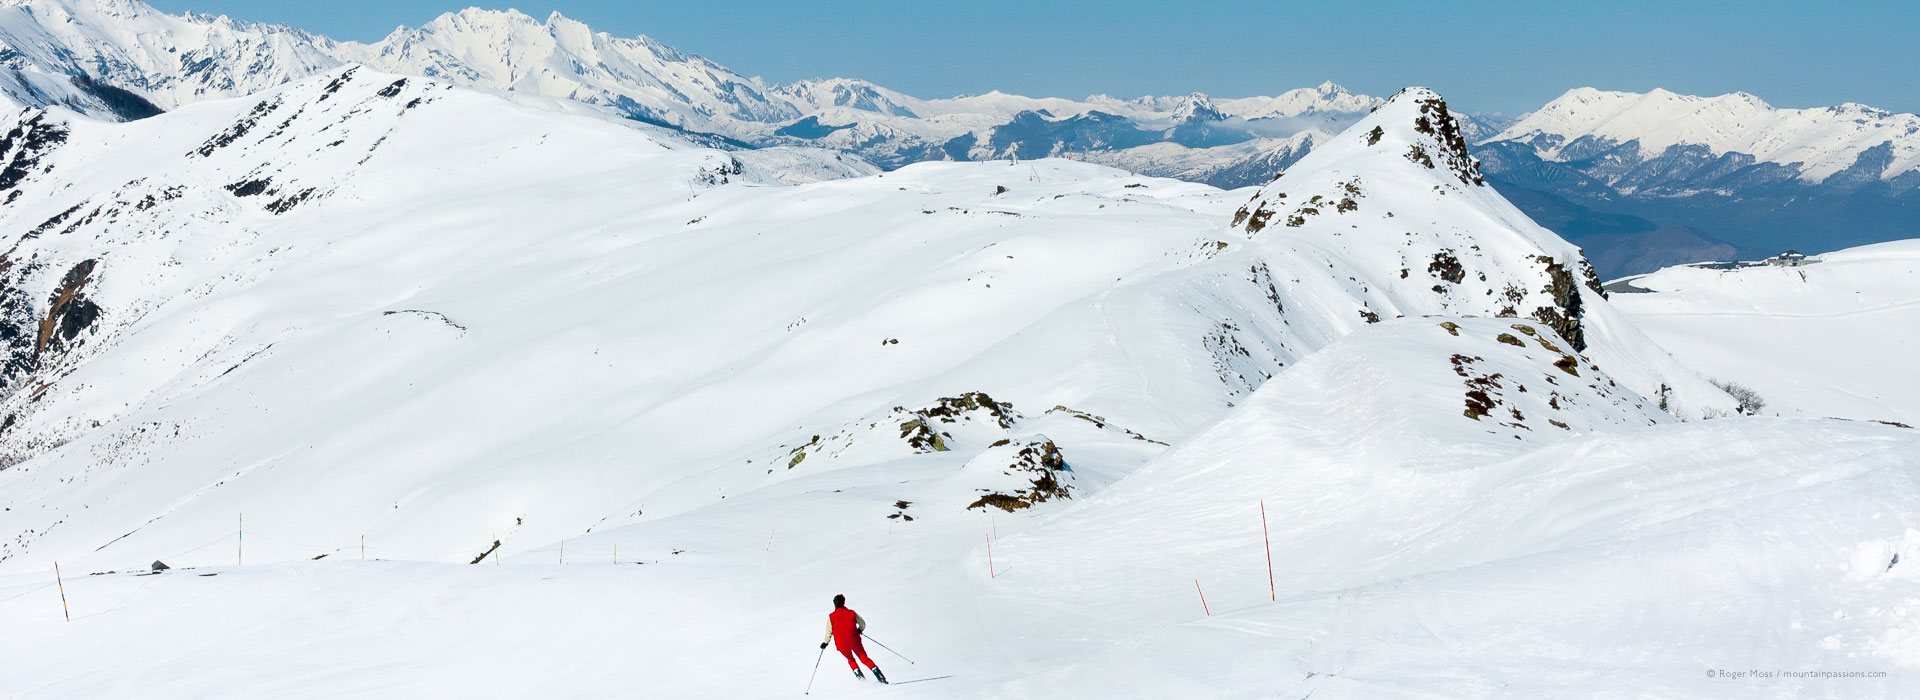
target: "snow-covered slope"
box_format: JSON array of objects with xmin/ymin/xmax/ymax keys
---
[
  {"xmin": 5, "ymin": 318, "xmax": 1915, "ymax": 697},
  {"xmin": 993, "ymin": 324, "xmax": 1920, "ymax": 696},
  {"xmin": 4, "ymin": 70, "xmax": 1912, "ymax": 697},
  {"xmin": 0, "ymin": 64, "xmax": 1261, "ymax": 569},
  {"xmin": 1611, "ymin": 240, "xmax": 1920, "ymax": 426},
  {"xmin": 1488, "ymin": 87, "xmax": 1920, "ymax": 183},
  {"xmin": 0, "ymin": 74, "xmax": 1726, "ymax": 573}
]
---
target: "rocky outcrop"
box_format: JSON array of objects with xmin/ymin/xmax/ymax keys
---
[{"xmin": 966, "ymin": 437, "xmax": 1073, "ymax": 512}]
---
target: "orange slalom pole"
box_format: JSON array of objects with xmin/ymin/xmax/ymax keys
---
[
  {"xmin": 1195, "ymin": 579, "xmax": 1210, "ymax": 616},
  {"xmin": 986, "ymin": 533, "xmax": 994, "ymax": 579}
]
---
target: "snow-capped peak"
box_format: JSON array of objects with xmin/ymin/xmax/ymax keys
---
[
  {"xmin": 1489, "ymin": 86, "xmax": 1920, "ymax": 181},
  {"xmin": 774, "ymin": 77, "xmax": 924, "ymax": 118},
  {"xmin": 1309, "ymin": 86, "xmax": 1484, "ymax": 186},
  {"xmin": 1226, "ymin": 81, "xmax": 1382, "ymax": 120},
  {"xmin": 1231, "ymin": 86, "xmax": 1495, "ymax": 239},
  {"xmin": 1169, "ymin": 92, "xmax": 1226, "ymax": 124},
  {"xmin": 1223, "ymin": 86, "xmax": 1728, "ymax": 418},
  {"xmin": 0, "ymin": 0, "xmax": 341, "ymax": 116},
  {"xmin": 330, "ymin": 7, "xmax": 798, "ymax": 127}
]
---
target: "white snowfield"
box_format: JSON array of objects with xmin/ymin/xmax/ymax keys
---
[
  {"xmin": 1612, "ymin": 241, "xmax": 1920, "ymax": 427},
  {"xmin": 0, "ymin": 68, "xmax": 1915, "ymax": 699}
]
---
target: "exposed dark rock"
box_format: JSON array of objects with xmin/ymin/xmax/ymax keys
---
[
  {"xmin": 192, "ymin": 97, "xmax": 279, "ymax": 157},
  {"xmin": 1451, "ymin": 353, "xmax": 1505, "ymax": 420},
  {"xmin": 918, "ymin": 392, "xmax": 1017, "ymax": 429},
  {"xmin": 1530, "ymin": 255, "xmax": 1587, "ymax": 351},
  {"xmin": 1428, "ymin": 251, "xmax": 1465, "ymax": 283},
  {"xmin": 37, "ymin": 260, "xmax": 100, "ymax": 360},
  {"xmin": 0, "ymin": 111, "xmax": 71, "ymax": 199},
  {"xmin": 1409, "ymin": 93, "xmax": 1486, "ymax": 186},
  {"xmin": 265, "ymin": 188, "xmax": 318, "ymax": 213},
  {"xmin": 967, "ymin": 438, "xmax": 1072, "ymax": 512},
  {"xmin": 225, "ymin": 178, "xmax": 272, "ymax": 197},
  {"xmin": 317, "ymin": 67, "xmax": 360, "ymax": 102}
]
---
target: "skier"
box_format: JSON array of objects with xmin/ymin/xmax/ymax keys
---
[{"xmin": 820, "ymin": 594, "xmax": 887, "ymax": 683}]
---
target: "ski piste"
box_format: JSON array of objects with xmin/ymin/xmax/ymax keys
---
[{"xmin": 0, "ymin": 8, "xmax": 1915, "ymax": 698}]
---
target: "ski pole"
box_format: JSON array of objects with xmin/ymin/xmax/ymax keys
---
[
  {"xmin": 861, "ymin": 633, "xmax": 916, "ymax": 665},
  {"xmin": 804, "ymin": 646, "xmax": 825, "ymax": 695}
]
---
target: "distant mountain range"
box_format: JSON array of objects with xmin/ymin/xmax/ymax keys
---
[{"xmin": 3, "ymin": 0, "xmax": 1915, "ymax": 275}]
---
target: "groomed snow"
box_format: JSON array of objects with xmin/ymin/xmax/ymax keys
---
[
  {"xmin": 1612, "ymin": 240, "xmax": 1920, "ymax": 426},
  {"xmin": 2, "ymin": 320, "xmax": 1914, "ymax": 699}
]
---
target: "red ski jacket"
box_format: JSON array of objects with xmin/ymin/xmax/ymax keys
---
[{"xmin": 824, "ymin": 607, "xmax": 866, "ymax": 650}]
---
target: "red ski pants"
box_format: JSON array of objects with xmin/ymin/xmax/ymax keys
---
[{"xmin": 838, "ymin": 638, "xmax": 877, "ymax": 670}]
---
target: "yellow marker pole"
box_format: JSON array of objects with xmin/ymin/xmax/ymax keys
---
[{"xmin": 54, "ymin": 562, "xmax": 71, "ymax": 622}]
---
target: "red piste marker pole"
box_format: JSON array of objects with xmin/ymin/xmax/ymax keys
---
[
  {"xmin": 986, "ymin": 533, "xmax": 994, "ymax": 579},
  {"xmin": 1261, "ymin": 499, "xmax": 1275, "ymax": 602},
  {"xmin": 1195, "ymin": 579, "xmax": 1210, "ymax": 616}
]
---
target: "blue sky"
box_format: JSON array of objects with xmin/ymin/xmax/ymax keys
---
[{"xmin": 146, "ymin": 0, "xmax": 1920, "ymax": 114}]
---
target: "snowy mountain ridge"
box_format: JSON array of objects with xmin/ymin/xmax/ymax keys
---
[
  {"xmin": 1490, "ymin": 86, "xmax": 1920, "ymax": 183},
  {"xmin": 0, "ymin": 0, "xmax": 335, "ymax": 118},
  {"xmin": 331, "ymin": 6, "xmax": 805, "ymax": 129},
  {"xmin": 10, "ymin": 0, "xmax": 1918, "ymax": 277},
  {"xmin": 0, "ymin": 0, "xmax": 1392, "ymax": 170},
  {"xmin": 0, "ymin": 1, "xmax": 1380, "ymax": 138},
  {"xmin": 11, "ymin": 0, "xmax": 1919, "ymax": 211}
]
